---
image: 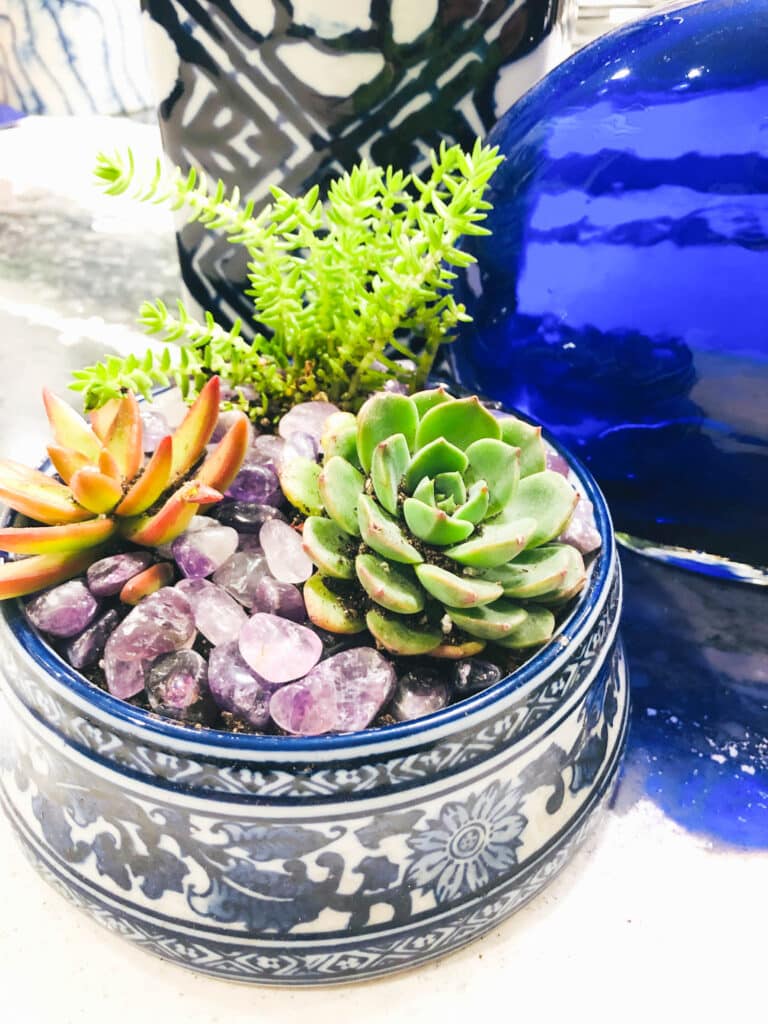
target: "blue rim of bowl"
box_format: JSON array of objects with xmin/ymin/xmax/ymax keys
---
[{"xmin": 2, "ymin": 417, "xmax": 615, "ymax": 757}]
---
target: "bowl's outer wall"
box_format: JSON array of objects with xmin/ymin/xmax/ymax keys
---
[
  {"xmin": 0, "ymin": 415, "xmax": 626, "ymax": 984},
  {"xmin": 0, "ymin": 559, "xmax": 625, "ymax": 983}
]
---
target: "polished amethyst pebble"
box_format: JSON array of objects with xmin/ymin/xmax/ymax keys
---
[
  {"xmin": 212, "ymin": 550, "xmax": 270, "ymax": 607},
  {"xmin": 208, "ymin": 641, "xmax": 274, "ymax": 728},
  {"xmin": 545, "ymin": 445, "xmax": 571, "ymax": 478},
  {"xmin": 146, "ymin": 650, "xmax": 209, "ymax": 722},
  {"xmin": 453, "ymin": 658, "xmax": 503, "ymax": 695},
  {"xmin": 140, "ymin": 409, "xmax": 170, "ymax": 452},
  {"xmin": 26, "ymin": 579, "xmax": 100, "ymax": 638},
  {"xmin": 66, "ymin": 609, "xmax": 122, "ymax": 670},
  {"xmin": 172, "ymin": 524, "xmax": 239, "ymax": 578},
  {"xmin": 251, "ymin": 434, "xmax": 286, "ymax": 470},
  {"xmin": 391, "ymin": 670, "xmax": 450, "ymax": 721},
  {"xmin": 212, "ymin": 500, "xmax": 287, "ymax": 533},
  {"xmin": 225, "ymin": 451, "xmax": 282, "ymax": 504},
  {"xmin": 269, "ymin": 647, "xmax": 396, "ymax": 735},
  {"xmin": 559, "ymin": 497, "xmax": 601, "ymax": 555},
  {"xmin": 277, "ymin": 401, "xmax": 339, "ymax": 442},
  {"xmin": 280, "ymin": 431, "xmax": 318, "ymax": 466},
  {"xmin": 86, "ymin": 551, "xmax": 154, "ymax": 597},
  {"xmin": 259, "ymin": 519, "xmax": 313, "ymax": 583},
  {"xmin": 104, "ymin": 587, "xmax": 195, "ymax": 662},
  {"xmin": 103, "ymin": 649, "xmax": 148, "ymax": 700},
  {"xmin": 237, "ymin": 533, "xmax": 268, "ymax": 553},
  {"xmin": 239, "ymin": 612, "xmax": 322, "ymax": 683},
  {"xmin": 175, "ymin": 577, "xmax": 248, "ymax": 645},
  {"xmin": 250, "ymin": 576, "xmax": 305, "ymax": 621}
]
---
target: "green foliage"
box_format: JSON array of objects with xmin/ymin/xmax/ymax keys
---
[
  {"xmin": 75, "ymin": 141, "xmax": 503, "ymax": 421},
  {"xmin": 281, "ymin": 388, "xmax": 588, "ymax": 658}
]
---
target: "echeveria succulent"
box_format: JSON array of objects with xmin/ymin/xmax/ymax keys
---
[
  {"xmin": 280, "ymin": 388, "xmax": 587, "ymax": 658},
  {"xmin": 0, "ymin": 377, "xmax": 248, "ymax": 598}
]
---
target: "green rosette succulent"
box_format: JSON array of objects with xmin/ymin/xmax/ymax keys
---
[{"xmin": 281, "ymin": 388, "xmax": 588, "ymax": 659}]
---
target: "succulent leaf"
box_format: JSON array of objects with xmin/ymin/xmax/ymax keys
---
[
  {"xmin": 415, "ymin": 563, "xmax": 503, "ymax": 608},
  {"xmin": 415, "ymin": 396, "xmax": 501, "ymax": 451},
  {"xmin": 121, "ymin": 480, "xmax": 220, "ymax": 546},
  {"xmin": 103, "ymin": 393, "xmax": 143, "ymax": 481},
  {"xmin": 42, "ymin": 389, "xmax": 101, "ymax": 461},
  {"xmin": 89, "ymin": 397, "xmax": 121, "ymax": 441},
  {"xmin": 98, "ymin": 447, "xmax": 123, "ymax": 482},
  {"xmin": 304, "ymin": 574, "xmax": 365, "ymax": 634},
  {"xmin": 498, "ymin": 417, "xmax": 546, "ymax": 478},
  {"xmin": 356, "ymin": 553, "xmax": 426, "ymax": 614},
  {"xmin": 114, "ymin": 435, "xmax": 173, "ymax": 516},
  {"xmin": 278, "ymin": 456, "xmax": 323, "ymax": 516},
  {"xmin": 455, "ymin": 480, "xmax": 490, "ymax": 524},
  {"xmin": 495, "ymin": 606, "xmax": 556, "ymax": 649},
  {"xmin": 465, "ymin": 438, "xmax": 520, "ymax": 515},
  {"xmin": 46, "ymin": 445, "xmax": 91, "ymax": 485},
  {"xmin": 120, "ymin": 562, "xmax": 174, "ymax": 604},
  {"xmin": 356, "ymin": 393, "xmax": 418, "ymax": 473},
  {"xmin": 411, "ymin": 386, "xmax": 455, "ymax": 418},
  {"xmin": 68, "ymin": 467, "xmax": 123, "ymax": 514},
  {"xmin": 365, "ymin": 608, "xmax": 441, "ymax": 655},
  {"xmin": 497, "ymin": 471, "xmax": 578, "ymax": 548},
  {"xmin": 169, "ymin": 375, "xmax": 220, "ymax": 481},
  {"xmin": 358, "ymin": 494, "xmax": 422, "ymax": 564},
  {"xmin": 0, "ymin": 518, "xmax": 117, "ymax": 555},
  {"xmin": 403, "ymin": 498, "xmax": 474, "ymax": 545},
  {"xmin": 404, "ymin": 437, "xmax": 468, "ymax": 493},
  {"xmin": 319, "ymin": 456, "xmax": 364, "ymax": 537},
  {"xmin": 481, "ymin": 543, "xmax": 573, "ymax": 599},
  {"xmin": 445, "ymin": 599, "xmax": 528, "ymax": 641},
  {"xmin": 371, "ymin": 433, "xmax": 410, "ymax": 515},
  {"xmin": 320, "ymin": 411, "xmax": 359, "ymax": 464},
  {"xmin": 302, "ymin": 516, "xmax": 356, "ymax": 579},
  {"xmin": 0, "ymin": 459, "xmax": 91, "ymax": 525},
  {"xmin": 0, "ymin": 548, "xmax": 102, "ymax": 600},
  {"xmin": 279, "ymin": 388, "xmax": 588, "ymax": 662},
  {"xmin": 445, "ymin": 517, "xmax": 536, "ymax": 568}
]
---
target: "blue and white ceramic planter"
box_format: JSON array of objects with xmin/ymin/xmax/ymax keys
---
[{"xmin": 0, "ymin": 436, "xmax": 626, "ymax": 986}]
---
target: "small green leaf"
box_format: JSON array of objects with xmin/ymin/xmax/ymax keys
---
[
  {"xmin": 403, "ymin": 498, "xmax": 475, "ymax": 546},
  {"xmin": 411, "ymin": 386, "xmax": 455, "ymax": 418},
  {"xmin": 529, "ymin": 545, "xmax": 586, "ymax": 604},
  {"xmin": 304, "ymin": 575, "xmax": 365, "ymax": 634},
  {"xmin": 318, "ymin": 456, "xmax": 364, "ymax": 537},
  {"xmin": 356, "ymin": 393, "xmax": 418, "ymax": 473},
  {"xmin": 465, "ymin": 438, "xmax": 520, "ymax": 515},
  {"xmin": 404, "ymin": 438, "xmax": 468, "ymax": 493},
  {"xmin": 434, "ymin": 471, "xmax": 466, "ymax": 507},
  {"xmin": 366, "ymin": 608, "xmax": 442, "ymax": 655},
  {"xmin": 480, "ymin": 543, "xmax": 573, "ymax": 598},
  {"xmin": 496, "ymin": 471, "xmax": 578, "ymax": 548},
  {"xmin": 415, "ymin": 396, "xmax": 501, "ymax": 451},
  {"xmin": 278, "ymin": 456, "xmax": 323, "ymax": 516},
  {"xmin": 358, "ymin": 494, "xmax": 423, "ymax": 564},
  {"xmin": 356, "ymin": 553, "xmax": 426, "ymax": 614},
  {"xmin": 495, "ymin": 606, "xmax": 555, "ymax": 649},
  {"xmin": 498, "ymin": 417, "xmax": 546, "ymax": 478},
  {"xmin": 445, "ymin": 599, "xmax": 528, "ymax": 641},
  {"xmin": 415, "ymin": 563, "xmax": 502, "ymax": 608},
  {"xmin": 371, "ymin": 433, "xmax": 410, "ymax": 515},
  {"xmin": 446, "ymin": 517, "xmax": 536, "ymax": 568},
  {"xmin": 302, "ymin": 516, "xmax": 356, "ymax": 579},
  {"xmin": 412, "ymin": 477, "xmax": 436, "ymax": 506},
  {"xmin": 455, "ymin": 480, "xmax": 490, "ymax": 524}
]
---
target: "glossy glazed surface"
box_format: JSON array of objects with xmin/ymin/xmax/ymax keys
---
[{"xmin": 450, "ymin": 0, "xmax": 768, "ymax": 566}]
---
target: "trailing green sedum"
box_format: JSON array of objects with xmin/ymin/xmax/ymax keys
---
[{"xmin": 281, "ymin": 388, "xmax": 588, "ymax": 658}]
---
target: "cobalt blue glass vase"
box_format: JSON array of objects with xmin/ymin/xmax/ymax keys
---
[{"xmin": 450, "ymin": 0, "xmax": 768, "ymax": 575}]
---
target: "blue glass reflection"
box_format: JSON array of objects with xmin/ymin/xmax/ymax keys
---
[{"xmin": 451, "ymin": 0, "xmax": 768, "ymax": 567}]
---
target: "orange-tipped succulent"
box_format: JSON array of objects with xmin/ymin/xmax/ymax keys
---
[{"xmin": 0, "ymin": 376, "xmax": 249, "ymax": 599}]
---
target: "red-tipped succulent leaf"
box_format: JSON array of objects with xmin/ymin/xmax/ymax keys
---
[
  {"xmin": 46, "ymin": 445, "xmax": 91, "ymax": 485},
  {"xmin": 0, "ymin": 459, "xmax": 91, "ymax": 525},
  {"xmin": 120, "ymin": 562, "xmax": 174, "ymax": 604},
  {"xmin": 169, "ymin": 375, "xmax": 220, "ymax": 481},
  {"xmin": 196, "ymin": 412, "xmax": 250, "ymax": 492},
  {"xmin": 103, "ymin": 393, "xmax": 143, "ymax": 481},
  {"xmin": 0, "ymin": 549, "xmax": 103, "ymax": 600},
  {"xmin": 0, "ymin": 519, "xmax": 117, "ymax": 555},
  {"xmin": 114, "ymin": 435, "xmax": 172, "ymax": 517},
  {"xmin": 69, "ymin": 467, "xmax": 123, "ymax": 514},
  {"xmin": 43, "ymin": 389, "xmax": 101, "ymax": 462}
]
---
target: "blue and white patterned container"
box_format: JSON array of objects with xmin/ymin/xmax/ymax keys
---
[
  {"xmin": 0, "ymin": 0, "xmax": 153, "ymax": 115},
  {"xmin": 0, "ymin": 432, "xmax": 626, "ymax": 985}
]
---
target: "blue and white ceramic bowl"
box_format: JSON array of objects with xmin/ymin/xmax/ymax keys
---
[{"xmin": 0, "ymin": 431, "xmax": 626, "ymax": 986}]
